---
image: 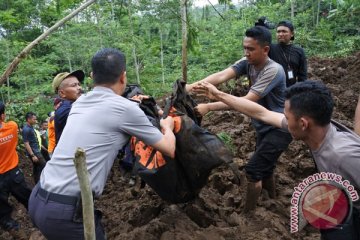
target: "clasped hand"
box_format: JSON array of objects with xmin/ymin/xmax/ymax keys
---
[{"xmin": 192, "ymin": 82, "xmax": 220, "ymax": 100}]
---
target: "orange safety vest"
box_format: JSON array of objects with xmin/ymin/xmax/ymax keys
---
[
  {"xmin": 0, "ymin": 121, "xmax": 19, "ymax": 174},
  {"xmin": 131, "ymin": 115, "xmax": 181, "ymax": 170},
  {"xmin": 47, "ymin": 118, "xmax": 56, "ymax": 153}
]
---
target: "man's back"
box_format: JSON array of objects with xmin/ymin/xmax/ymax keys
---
[
  {"xmin": 312, "ymin": 123, "xmax": 360, "ymax": 198},
  {"xmin": 40, "ymin": 86, "xmax": 163, "ymax": 197}
]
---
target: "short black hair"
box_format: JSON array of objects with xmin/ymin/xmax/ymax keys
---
[
  {"xmin": 285, "ymin": 80, "xmax": 333, "ymax": 126},
  {"xmin": 0, "ymin": 101, "xmax": 4, "ymax": 115},
  {"xmin": 245, "ymin": 26, "xmax": 272, "ymax": 47},
  {"xmin": 25, "ymin": 112, "xmax": 36, "ymax": 121},
  {"xmin": 277, "ymin": 20, "xmax": 295, "ymax": 40},
  {"xmin": 91, "ymin": 48, "xmax": 126, "ymax": 85},
  {"xmin": 277, "ymin": 20, "xmax": 294, "ymax": 32}
]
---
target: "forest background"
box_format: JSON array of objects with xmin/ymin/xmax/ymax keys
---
[{"xmin": 0, "ymin": 0, "xmax": 359, "ymax": 124}]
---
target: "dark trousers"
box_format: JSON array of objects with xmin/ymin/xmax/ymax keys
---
[
  {"xmin": 320, "ymin": 207, "xmax": 360, "ymax": 240},
  {"xmin": 0, "ymin": 167, "xmax": 31, "ymax": 228},
  {"xmin": 41, "ymin": 148, "xmax": 50, "ymax": 162},
  {"xmin": 31, "ymin": 153, "xmax": 46, "ymax": 184},
  {"xmin": 29, "ymin": 184, "xmax": 106, "ymax": 240},
  {"xmin": 245, "ymin": 129, "xmax": 292, "ymax": 181}
]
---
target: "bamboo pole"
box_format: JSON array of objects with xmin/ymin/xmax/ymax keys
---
[
  {"xmin": 73, "ymin": 148, "xmax": 96, "ymax": 240},
  {"xmin": 0, "ymin": 0, "xmax": 96, "ymax": 86}
]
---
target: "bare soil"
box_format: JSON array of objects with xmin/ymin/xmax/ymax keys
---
[{"xmin": 2, "ymin": 52, "xmax": 360, "ymax": 240}]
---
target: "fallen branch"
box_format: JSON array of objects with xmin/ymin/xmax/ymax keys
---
[
  {"xmin": 73, "ymin": 148, "xmax": 96, "ymax": 240},
  {"xmin": 0, "ymin": 0, "xmax": 96, "ymax": 86}
]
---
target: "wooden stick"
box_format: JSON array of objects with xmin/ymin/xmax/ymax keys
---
[
  {"xmin": 0, "ymin": 0, "xmax": 96, "ymax": 86},
  {"xmin": 73, "ymin": 148, "xmax": 96, "ymax": 240}
]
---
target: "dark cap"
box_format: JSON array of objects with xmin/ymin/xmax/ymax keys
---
[{"xmin": 277, "ymin": 20, "xmax": 295, "ymax": 40}]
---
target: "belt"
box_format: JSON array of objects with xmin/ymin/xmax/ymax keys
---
[{"xmin": 37, "ymin": 187, "xmax": 78, "ymax": 206}]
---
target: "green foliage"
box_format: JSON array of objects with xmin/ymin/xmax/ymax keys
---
[
  {"xmin": 217, "ymin": 132, "xmax": 235, "ymax": 154},
  {"xmin": 5, "ymin": 92, "xmax": 53, "ymax": 125},
  {"xmin": 0, "ymin": 0, "xmax": 359, "ymax": 115},
  {"xmin": 0, "ymin": 0, "xmax": 36, "ymax": 35}
]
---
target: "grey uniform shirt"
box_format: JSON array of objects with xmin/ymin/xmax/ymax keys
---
[
  {"xmin": 40, "ymin": 86, "xmax": 163, "ymax": 197},
  {"xmin": 232, "ymin": 58, "xmax": 286, "ymax": 134},
  {"xmin": 282, "ymin": 118, "xmax": 360, "ymax": 209}
]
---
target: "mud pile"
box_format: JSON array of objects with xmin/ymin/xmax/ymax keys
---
[{"xmin": 2, "ymin": 52, "xmax": 359, "ymax": 240}]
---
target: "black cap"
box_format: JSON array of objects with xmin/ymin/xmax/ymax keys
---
[{"xmin": 277, "ymin": 20, "xmax": 295, "ymax": 40}]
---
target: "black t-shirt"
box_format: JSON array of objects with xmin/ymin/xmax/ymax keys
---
[
  {"xmin": 22, "ymin": 124, "xmax": 40, "ymax": 154},
  {"xmin": 269, "ymin": 43, "xmax": 307, "ymax": 87}
]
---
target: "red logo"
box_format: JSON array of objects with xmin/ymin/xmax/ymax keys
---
[{"xmin": 301, "ymin": 182, "xmax": 350, "ymax": 229}]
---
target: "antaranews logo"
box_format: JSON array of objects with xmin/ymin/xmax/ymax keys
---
[{"xmin": 290, "ymin": 172, "xmax": 359, "ymax": 233}]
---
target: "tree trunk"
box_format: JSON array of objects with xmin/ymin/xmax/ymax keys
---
[
  {"xmin": 316, "ymin": 0, "xmax": 320, "ymax": 26},
  {"xmin": 181, "ymin": 0, "xmax": 188, "ymax": 83},
  {"xmin": 312, "ymin": 0, "xmax": 316, "ymax": 26},
  {"xmin": 63, "ymin": 25, "xmax": 73, "ymax": 72},
  {"xmin": 176, "ymin": 21, "xmax": 179, "ymax": 55},
  {"xmin": 110, "ymin": 0, "xmax": 115, "ymax": 22},
  {"xmin": 6, "ymin": 41, "xmax": 11, "ymax": 101},
  {"xmin": 128, "ymin": 0, "xmax": 140, "ymax": 84},
  {"xmin": 67, "ymin": 56, "xmax": 73, "ymax": 72},
  {"xmin": 291, "ymin": 0, "xmax": 295, "ymax": 21},
  {"xmin": 0, "ymin": 88, "xmax": 4, "ymax": 103},
  {"xmin": 73, "ymin": 148, "xmax": 96, "ymax": 240},
  {"xmin": 0, "ymin": 0, "xmax": 96, "ymax": 86},
  {"xmin": 160, "ymin": 27, "xmax": 165, "ymax": 85},
  {"xmin": 95, "ymin": 8, "xmax": 103, "ymax": 48}
]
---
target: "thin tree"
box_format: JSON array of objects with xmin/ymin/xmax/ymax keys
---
[
  {"xmin": 291, "ymin": 0, "xmax": 295, "ymax": 21},
  {"xmin": 6, "ymin": 41, "xmax": 11, "ymax": 101},
  {"xmin": 316, "ymin": 0, "xmax": 321, "ymax": 26},
  {"xmin": 181, "ymin": 0, "xmax": 188, "ymax": 83},
  {"xmin": 160, "ymin": 27, "xmax": 165, "ymax": 85},
  {"xmin": 128, "ymin": 0, "xmax": 141, "ymax": 84}
]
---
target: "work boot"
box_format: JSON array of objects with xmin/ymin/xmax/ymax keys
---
[
  {"xmin": 243, "ymin": 181, "xmax": 262, "ymax": 213},
  {"xmin": 262, "ymin": 174, "xmax": 276, "ymax": 199}
]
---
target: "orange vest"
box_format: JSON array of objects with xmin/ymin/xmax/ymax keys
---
[
  {"xmin": 0, "ymin": 121, "xmax": 19, "ymax": 174},
  {"xmin": 131, "ymin": 115, "xmax": 182, "ymax": 169},
  {"xmin": 48, "ymin": 118, "xmax": 56, "ymax": 153}
]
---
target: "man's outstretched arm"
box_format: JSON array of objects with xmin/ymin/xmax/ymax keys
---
[
  {"xmin": 194, "ymin": 82, "xmax": 284, "ymax": 128},
  {"xmin": 186, "ymin": 67, "xmax": 236, "ymax": 92}
]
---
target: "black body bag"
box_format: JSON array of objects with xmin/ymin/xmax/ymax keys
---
[
  {"xmin": 133, "ymin": 80, "xmax": 234, "ymax": 203},
  {"xmin": 132, "ymin": 97, "xmax": 196, "ymax": 203},
  {"xmin": 163, "ymin": 80, "xmax": 233, "ymax": 191}
]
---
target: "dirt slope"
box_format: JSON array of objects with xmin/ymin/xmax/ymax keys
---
[{"xmin": 1, "ymin": 52, "xmax": 359, "ymax": 240}]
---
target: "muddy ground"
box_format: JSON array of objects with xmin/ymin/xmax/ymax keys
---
[{"xmin": 1, "ymin": 52, "xmax": 360, "ymax": 240}]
